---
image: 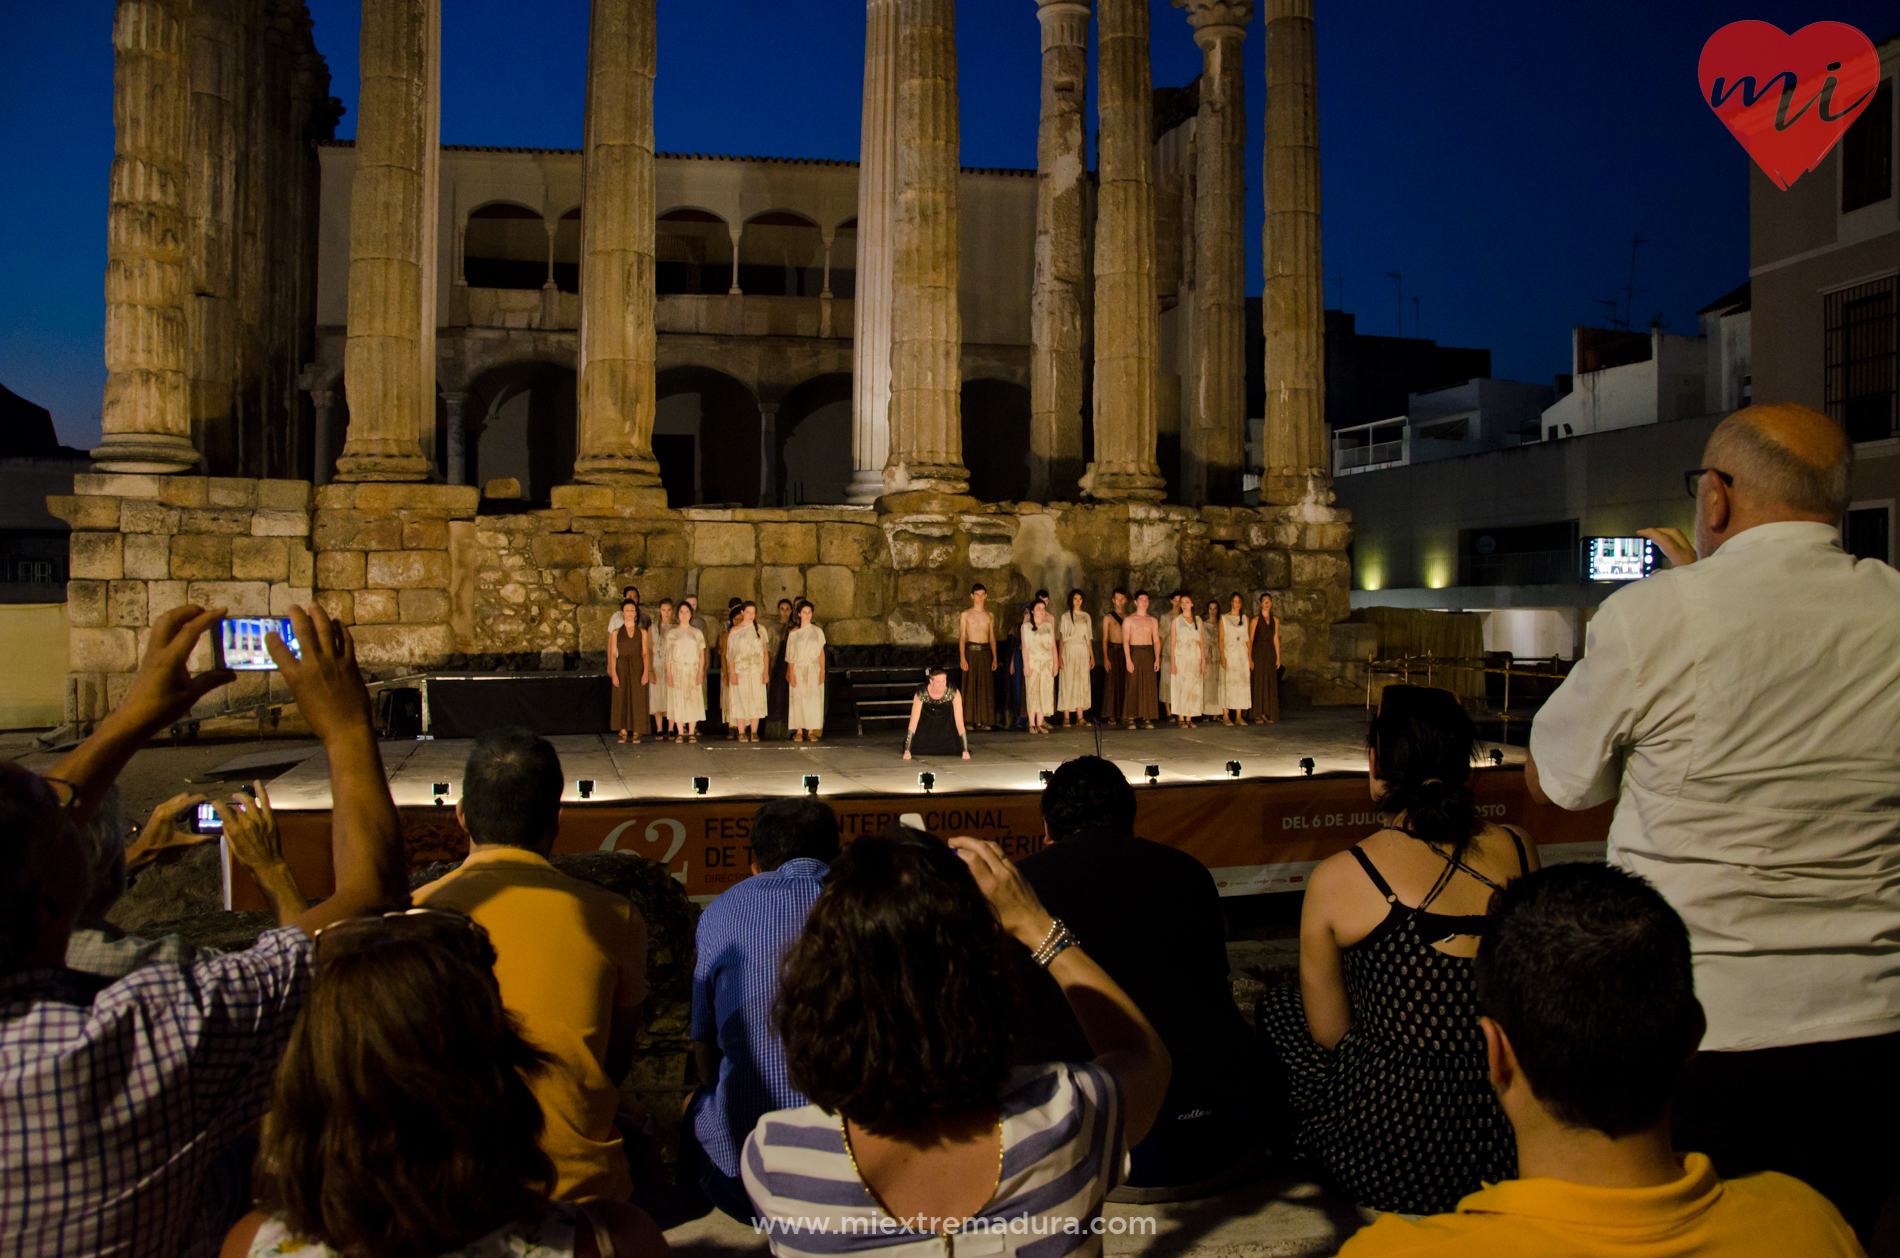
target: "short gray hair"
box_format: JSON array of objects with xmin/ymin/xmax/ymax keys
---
[{"xmin": 1709, "ymin": 418, "xmax": 1853, "ymax": 518}]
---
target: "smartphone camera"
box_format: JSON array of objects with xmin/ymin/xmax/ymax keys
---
[
  {"xmin": 213, "ymin": 617, "xmax": 301, "ymax": 671},
  {"xmin": 192, "ymin": 802, "xmax": 223, "ymax": 835}
]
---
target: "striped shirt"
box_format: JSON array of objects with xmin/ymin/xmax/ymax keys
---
[
  {"xmin": 690, "ymin": 857, "xmax": 828, "ymax": 1177},
  {"xmin": 742, "ymin": 1062, "xmax": 1125, "ymax": 1258}
]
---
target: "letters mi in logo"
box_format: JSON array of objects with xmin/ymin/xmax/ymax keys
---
[{"xmin": 1699, "ymin": 21, "xmax": 1881, "ymax": 190}]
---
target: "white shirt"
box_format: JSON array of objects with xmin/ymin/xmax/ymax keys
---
[{"xmin": 1531, "ymin": 522, "xmax": 1900, "ymax": 1052}]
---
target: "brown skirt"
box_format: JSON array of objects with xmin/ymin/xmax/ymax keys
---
[
  {"xmin": 1102, "ymin": 644, "xmax": 1124, "ymax": 720},
  {"xmin": 612, "ymin": 650, "xmax": 649, "ymax": 730},
  {"xmin": 1124, "ymin": 645, "xmax": 1159, "ymax": 720},
  {"xmin": 961, "ymin": 643, "xmax": 996, "ymax": 727},
  {"xmin": 1251, "ymin": 621, "xmax": 1280, "ymax": 722}
]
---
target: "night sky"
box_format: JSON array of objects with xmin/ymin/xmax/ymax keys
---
[{"xmin": 2, "ymin": 1, "xmax": 1893, "ymax": 448}]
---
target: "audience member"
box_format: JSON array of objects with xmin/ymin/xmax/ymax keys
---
[
  {"xmin": 220, "ymin": 910, "xmax": 666, "ymax": 1258},
  {"xmin": 1528, "ymin": 403, "xmax": 1900, "ymax": 1240},
  {"xmin": 743, "ymin": 828, "xmax": 1171, "ymax": 1257},
  {"xmin": 1015, "ymin": 756, "xmax": 1260, "ymax": 1192},
  {"xmin": 415, "ymin": 728, "xmax": 649, "ymax": 1202},
  {"xmin": 2, "ymin": 603, "xmax": 406, "ymax": 1258},
  {"xmin": 1340, "ymin": 863, "xmax": 1863, "ymax": 1256},
  {"xmin": 686, "ymin": 798, "xmax": 840, "ymax": 1222},
  {"xmin": 1257, "ymin": 685, "xmax": 1535, "ymax": 1215}
]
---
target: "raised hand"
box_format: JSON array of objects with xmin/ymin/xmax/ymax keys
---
[
  {"xmin": 950, "ymin": 837, "xmax": 1054, "ymax": 950},
  {"xmin": 123, "ymin": 790, "xmax": 213, "ymax": 873},
  {"xmin": 269, "ymin": 604, "xmax": 372, "ymax": 745},
  {"xmin": 119, "ymin": 605, "xmax": 236, "ymax": 733},
  {"xmin": 1638, "ymin": 527, "xmax": 1695, "ymax": 568}
]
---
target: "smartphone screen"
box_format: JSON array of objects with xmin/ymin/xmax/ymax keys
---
[
  {"xmin": 1584, "ymin": 536, "xmax": 1658, "ymax": 582},
  {"xmin": 217, "ymin": 617, "xmax": 299, "ymax": 670},
  {"xmin": 195, "ymin": 802, "xmax": 223, "ymax": 834}
]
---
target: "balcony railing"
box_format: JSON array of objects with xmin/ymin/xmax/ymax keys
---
[{"xmin": 1335, "ymin": 439, "xmax": 1404, "ymax": 473}]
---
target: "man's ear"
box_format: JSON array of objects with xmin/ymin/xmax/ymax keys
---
[
  {"xmin": 455, "ymin": 799, "xmax": 468, "ymax": 836},
  {"xmin": 1482, "ymin": 1016, "xmax": 1514, "ymax": 1094},
  {"xmin": 1703, "ymin": 468, "xmax": 1733, "ymax": 535}
]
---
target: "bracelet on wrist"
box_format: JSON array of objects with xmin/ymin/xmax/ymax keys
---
[{"xmin": 1031, "ymin": 918, "xmax": 1080, "ymax": 967}]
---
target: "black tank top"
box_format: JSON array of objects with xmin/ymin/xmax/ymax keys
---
[{"xmin": 1350, "ymin": 827, "xmax": 1530, "ymax": 949}]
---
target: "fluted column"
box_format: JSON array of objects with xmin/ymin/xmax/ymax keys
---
[
  {"xmin": 335, "ymin": 0, "xmax": 438, "ymax": 482},
  {"xmin": 574, "ymin": 0, "xmax": 662, "ymax": 486},
  {"xmin": 1262, "ymin": 0, "xmax": 1328, "ymax": 502},
  {"xmin": 1029, "ymin": 0, "xmax": 1090, "ymax": 503},
  {"xmin": 96, "ymin": 0, "xmax": 202, "ymax": 474},
  {"xmin": 1179, "ymin": 0, "xmax": 1251, "ymax": 504},
  {"xmin": 883, "ymin": 0, "xmax": 969, "ymax": 498},
  {"xmin": 847, "ymin": 0, "xmax": 898, "ymax": 504},
  {"xmin": 1082, "ymin": 0, "xmax": 1165, "ymax": 502},
  {"xmin": 185, "ymin": 0, "xmax": 238, "ymax": 470}
]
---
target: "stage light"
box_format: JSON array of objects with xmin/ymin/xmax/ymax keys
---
[
  {"xmin": 1144, "ymin": 764, "xmax": 1160, "ymax": 786},
  {"xmin": 577, "ymin": 778, "xmax": 595, "ymax": 799},
  {"xmin": 1299, "ymin": 757, "xmax": 1315, "ymax": 777},
  {"xmin": 1225, "ymin": 760, "xmax": 1241, "ymax": 779},
  {"xmin": 432, "ymin": 782, "xmax": 450, "ymax": 807},
  {"xmin": 692, "ymin": 776, "xmax": 710, "ymax": 796},
  {"xmin": 802, "ymin": 774, "xmax": 820, "ymax": 796},
  {"xmin": 1489, "ymin": 749, "xmax": 1504, "ymax": 767},
  {"xmin": 918, "ymin": 771, "xmax": 935, "ymax": 794},
  {"xmin": 1038, "ymin": 770, "xmax": 1054, "ymax": 786}
]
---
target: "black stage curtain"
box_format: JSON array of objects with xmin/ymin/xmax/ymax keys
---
[{"xmin": 427, "ymin": 675, "xmax": 613, "ymax": 739}]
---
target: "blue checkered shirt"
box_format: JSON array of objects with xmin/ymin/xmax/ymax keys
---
[
  {"xmin": 0, "ymin": 925, "xmax": 313, "ymax": 1258},
  {"xmin": 689, "ymin": 857, "xmax": 827, "ymax": 1178}
]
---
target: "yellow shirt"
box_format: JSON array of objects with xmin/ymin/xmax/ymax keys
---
[
  {"xmin": 416, "ymin": 846, "xmax": 648, "ymax": 1201},
  {"xmin": 1338, "ymin": 1154, "xmax": 1863, "ymax": 1257}
]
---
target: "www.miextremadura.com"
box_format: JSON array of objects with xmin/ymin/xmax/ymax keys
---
[{"xmin": 755, "ymin": 1215, "xmax": 1159, "ymax": 1237}]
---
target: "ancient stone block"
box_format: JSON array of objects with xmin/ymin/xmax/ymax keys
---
[
  {"xmin": 122, "ymin": 534, "xmax": 172, "ymax": 580},
  {"xmin": 70, "ymin": 533, "xmax": 123, "ymax": 580},
  {"xmin": 530, "ymin": 532, "xmax": 595, "ymax": 569},
  {"xmin": 851, "ymin": 569, "xmax": 889, "ymax": 618},
  {"xmin": 804, "ymin": 565, "xmax": 854, "ymax": 617},
  {"xmin": 314, "ymin": 550, "xmax": 367, "ymax": 590},
  {"xmin": 146, "ymin": 580, "xmax": 189, "ymax": 618},
  {"xmin": 827, "ymin": 618, "xmax": 890, "ymax": 646},
  {"xmin": 402, "ymin": 518, "xmax": 450, "ymax": 550},
  {"xmin": 311, "ymin": 509, "xmax": 366, "ymax": 551},
  {"xmin": 366, "ymin": 549, "xmax": 450, "ymax": 589},
  {"xmin": 251, "ymin": 510, "xmax": 311, "ymax": 537},
  {"xmin": 230, "ymin": 537, "xmax": 290, "ymax": 582},
  {"xmin": 968, "ymin": 540, "xmax": 1013, "ymax": 570},
  {"xmin": 75, "ymin": 473, "xmax": 164, "ymax": 499},
  {"xmin": 288, "ymin": 545, "xmax": 314, "ymax": 587},
  {"xmin": 887, "ymin": 531, "xmax": 957, "ymax": 571},
  {"xmin": 485, "ymin": 478, "xmax": 523, "ymax": 500},
  {"xmin": 635, "ymin": 568, "xmax": 684, "ymax": 601},
  {"xmin": 315, "ymin": 589, "xmax": 355, "ymax": 625},
  {"xmin": 270, "ymin": 584, "xmax": 314, "ymax": 616},
  {"xmin": 692, "ymin": 522, "xmax": 756, "ymax": 567},
  {"xmin": 818, "ymin": 522, "xmax": 886, "ymax": 567},
  {"xmin": 353, "ymin": 589, "xmax": 399, "ymax": 624},
  {"xmin": 760, "ymin": 566, "xmax": 804, "ymax": 608},
  {"xmin": 647, "ymin": 531, "xmax": 689, "ymax": 568},
  {"xmin": 154, "ymin": 477, "xmax": 210, "ymax": 507},
  {"xmin": 178, "ymin": 508, "xmax": 253, "ymax": 535},
  {"xmin": 107, "ymin": 672, "xmax": 140, "ymax": 713},
  {"xmin": 757, "ymin": 522, "xmax": 818, "ymax": 566},
  {"xmin": 46, "ymin": 495, "xmax": 123, "ymax": 531},
  {"xmin": 898, "ymin": 571, "xmax": 961, "ymax": 606},
  {"xmin": 185, "ymin": 581, "xmax": 271, "ymax": 616},
  {"xmin": 1290, "ymin": 551, "xmax": 1350, "ymax": 589},
  {"xmin": 399, "ymin": 588, "xmax": 451, "ymax": 623},
  {"xmin": 256, "ymin": 479, "xmax": 312, "ymax": 511},
  {"xmin": 553, "ymin": 570, "xmax": 590, "ymax": 604},
  {"xmin": 549, "ymin": 484, "xmax": 616, "ymax": 514},
  {"xmin": 71, "ymin": 627, "xmax": 138, "ymax": 672},
  {"xmin": 599, "ymin": 534, "xmax": 647, "ymax": 569},
  {"xmin": 1256, "ymin": 550, "xmax": 1292, "ymax": 589},
  {"xmin": 350, "ymin": 622, "xmax": 456, "ymax": 666},
  {"xmin": 118, "ymin": 499, "xmax": 180, "ymax": 534},
  {"xmin": 206, "ymin": 478, "xmax": 258, "ymax": 508},
  {"xmin": 107, "ymin": 580, "xmax": 147, "ymax": 627},
  {"xmin": 67, "ymin": 580, "xmax": 107, "ymax": 628},
  {"xmin": 348, "ymin": 516, "xmax": 405, "ymax": 550},
  {"xmin": 697, "ymin": 566, "xmax": 759, "ymax": 612}
]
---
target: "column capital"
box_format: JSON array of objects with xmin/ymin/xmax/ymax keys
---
[
  {"xmin": 1036, "ymin": 0, "xmax": 1091, "ymax": 48},
  {"xmin": 1035, "ymin": 0, "xmax": 1091, "ymax": 22},
  {"xmin": 1172, "ymin": 0, "xmax": 1252, "ymax": 40}
]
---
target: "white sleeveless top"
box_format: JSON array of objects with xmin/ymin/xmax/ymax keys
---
[{"xmin": 247, "ymin": 1201, "xmax": 604, "ymax": 1257}]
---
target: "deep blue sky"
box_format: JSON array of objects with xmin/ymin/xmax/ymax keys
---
[{"xmin": 3, "ymin": 2, "xmax": 1893, "ymax": 448}]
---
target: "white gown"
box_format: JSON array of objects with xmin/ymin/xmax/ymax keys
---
[
  {"xmin": 1170, "ymin": 614, "xmax": 1203, "ymax": 715},
  {"xmin": 786, "ymin": 624, "xmax": 827, "ymax": 730},
  {"xmin": 1057, "ymin": 611, "xmax": 1092, "ymax": 712},
  {"xmin": 667, "ymin": 625, "xmax": 708, "ymax": 723},
  {"xmin": 1201, "ymin": 617, "xmax": 1225, "ymax": 716},
  {"xmin": 1022, "ymin": 620, "xmax": 1057, "ymax": 715},
  {"xmin": 1220, "ymin": 614, "xmax": 1253, "ymax": 711}
]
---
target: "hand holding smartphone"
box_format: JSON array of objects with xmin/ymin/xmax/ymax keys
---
[{"xmin": 212, "ymin": 617, "xmax": 302, "ymax": 671}]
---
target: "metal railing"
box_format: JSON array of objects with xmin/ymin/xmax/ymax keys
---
[
  {"xmin": 1364, "ymin": 651, "xmax": 1574, "ymax": 740},
  {"xmin": 1335, "ymin": 440, "xmax": 1404, "ymax": 472}
]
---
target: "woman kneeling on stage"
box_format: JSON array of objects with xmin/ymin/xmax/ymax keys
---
[{"xmin": 903, "ymin": 666, "xmax": 970, "ymax": 761}]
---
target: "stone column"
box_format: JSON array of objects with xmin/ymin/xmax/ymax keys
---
[
  {"xmin": 1179, "ymin": 0, "xmax": 1251, "ymax": 504},
  {"xmin": 308, "ymin": 386, "xmax": 335, "ymax": 486},
  {"xmin": 97, "ymin": 0, "xmax": 202, "ymax": 474},
  {"xmin": 846, "ymin": 0, "xmax": 898, "ymax": 505},
  {"xmin": 186, "ymin": 0, "xmax": 238, "ymax": 470},
  {"xmin": 573, "ymin": 0, "xmax": 663, "ymax": 487},
  {"xmin": 1082, "ymin": 0, "xmax": 1165, "ymax": 502},
  {"xmin": 883, "ymin": 0, "xmax": 969, "ymax": 499},
  {"xmin": 443, "ymin": 390, "xmax": 468, "ymax": 485},
  {"xmin": 1261, "ymin": 0, "xmax": 1327, "ymax": 502},
  {"xmin": 759, "ymin": 402, "xmax": 779, "ymax": 505},
  {"xmin": 819, "ymin": 230, "xmax": 835, "ymax": 338},
  {"xmin": 1028, "ymin": 0, "xmax": 1089, "ymax": 502},
  {"xmin": 539, "ymin": 218, "xmax": 559, "ymax": 327},
  {"xmin": 727, "ymin": 225, "xmax": 743, "ymax": 295},
  {"xmin": 335, "ymin": 0, "xmax": 438, "ymax": 482}
]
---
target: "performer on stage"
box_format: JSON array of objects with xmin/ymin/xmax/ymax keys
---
[
  {"xmin": 1057, "ymin": 589, "xmax": 1093, "ymax": 727},
  {"xmin": 1170, "ymin": 597, "xmax": 1205, "ymax": 728},
  {"xmin": 786, "ymin": 601, "xmax": 827, "ymax": 741},
  {"xmin": 902, "ymin": 666, "xmax": 970, "ymax": 760},
  {"xmin": 650, "ymin": 597, "xmax": 674, "ymax": 740},
  {"xmin": 1201, "ymin": 598, "xmax": 1226, "ymax": 723},
  {"xmin": 720, "ymin": 602, "xmax": 743, "ymax": 739},
  {"xmin": 1022, "ymin": 597, "xmax": 1059, "ymax": 734},
  {"xmin": 667, "ymin": 600, "xmax": 708, "ymax": 742},
  {"xmin": 766, "ymin": 597, "xmax": 793, "ymax": 738},
  {"xmin": 1121, "ymin": 591, "xmax": 1161, "ymax": 729},
  {"xmin": 606, "ymin": 598, "xmax": 650, "ymax": 743},
  {"xmin": 1219, "ymin": 591, "xmax": 1252, "ymax": 725},
  {"xmin": 958, "ymin": 584, "xmax": 997, "ymax": 730},
  {"xmin": 605, "ymin": 585, "xmax": 643, "ymax": 635},
  {"xmin": 1158, "ymin": 592, "xmax": 1176, "ymax": 717},
  {"xmin": 1100, "ymin": 589, "xmax": 1127, "ymax": 727},
  {"xmin": 1250, "ymin": 591, "xmax": 1283, "ymax": 724},
  {"xmin": 725, "ymin": 601, "xmax": 770, "ymax": 743}
]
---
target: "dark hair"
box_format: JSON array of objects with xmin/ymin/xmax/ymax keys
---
[
  {"xmin": 658, "ymin": 596, "xmax": 674, "ymax": 607},
  {"xmin": 1041, "ymin": 756, "xmax": 1137, "ymax": 840},
  {"xmin": 0, "ymin": 765, "xmax": 73, "ymax": 972},
  {"xmin": 461, "ymin": 728, "xmax": 563, "ymax": 850},
  {"xmin": 778, "ymin": 598, "xmax": 793, "ymax": 609},
  {"xmin": 750, "ymin": 798, "xmax": 840, "ymax": 871},
  {"xmin": 776, "ymin": 830, "xmax": 1019, "ymax": 1133},
  {"xmin": 971, "ymin": 583, "xmax": 986, "ymax": 594},
  {"xmin": 1134, "ymin": 589, "xmax": 1149, "ymax": 599},
  {"xmin": 1366, "ymin": 685, "xmax": 1481, "ymax": 860},
  {"xmin": 1068, "ymin": 588, "xmax": 1084, "ymax": 606},
  {"xmin": 1112, "ymin": 587, "xmax": 1127, "ymax": 598},
  {"xmin": 1476, "ymin": 864, "xmax": 1703, "ymax": 1138},
  {"xmin": 621, "ymin": 599, "xmax": 637, "ymax": 610},
  {"xmin": 622, "ymin": 586, "xmax": 638, "ymax": 598},
  {"xmin": 258, "ymin": 928, "xmax": 554, "ymax": 1256}
]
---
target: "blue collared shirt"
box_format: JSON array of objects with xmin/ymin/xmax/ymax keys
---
[{"xmin": 690, "ymin": 856, "xmax": 828, "ymax": 1177}]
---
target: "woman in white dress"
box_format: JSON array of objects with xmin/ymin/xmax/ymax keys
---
[
  {"xmin": 1219, "ymin": 591, "xmax": 1252, "ymax": 724},
  {"xmin": 648, "ymin": 597, "xmax": 673, "ymax": 738},
  {"xmin": 725, "ymin": 601, "xmax": 770, "ymax": 742},
  {"xmin": 1056, "ymin": 589, "xmax": 1094, "ymax": 726},
  {"xmin": 785, "ymin": 601, "xmax": 828, "ymax": 741},
  {"xmin": 1201, "ymin": 598, "xmax": 1226, "ymax": 720},
  {"xmin": 1021, "ymin": 598, "xmax": 1059, "ymax": 733},
  {"xmin": 1170, "ymin": 601, "xmax": 1204, "ymax": 728},
  {"xmin": 666, "ymin": 601, "xmax": 708, "ymax": 741}
]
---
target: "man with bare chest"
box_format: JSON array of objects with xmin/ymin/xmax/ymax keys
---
[
  {"xmin": 958, "ymin": 585, "xmax": 998, "ymax": 730},
  {"xmin": 1101, "ymin": 590, "xmax": 1129, "ymax": 726},
  {"xmin": 1121, "ymin": 592, "xmax": 1161, "ymax": 728}
]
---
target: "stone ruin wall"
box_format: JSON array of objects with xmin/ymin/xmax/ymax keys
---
[{"xmin": 54, "ymin": 474, "xmax": 1363, "ymax": 726}]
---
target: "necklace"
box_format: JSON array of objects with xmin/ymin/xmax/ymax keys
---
[{"xmin": 838, "ymin": 1113, "xmax": 1006, "ymax": 1234}]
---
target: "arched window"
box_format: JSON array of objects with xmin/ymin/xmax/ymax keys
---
[
  {"xmin": 464, "ymin": 203, "xmax": 547, "ymax": 291},
  {"xmin": 830, "ymin": 216, "xmax": 858, "ymax": 300},
  {"xmin": 739, "ymin": 211, "xmax": 823, "ymax": 297},
  {"xmin": 656, "ymin": 208, "xmax": 731, "ymax": 295},
  {"xmin": 552, "ymin": 207, "xmax": 581, "ymax": 293}
]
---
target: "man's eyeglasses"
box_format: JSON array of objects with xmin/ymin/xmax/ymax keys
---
[
  {"xmin": 1684, "ymin": 468, "xmax": 1735, "ymax": 499},
  {"xmin": 312, "ymin": 906, "xmax": 497, "ymax": 969}
]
